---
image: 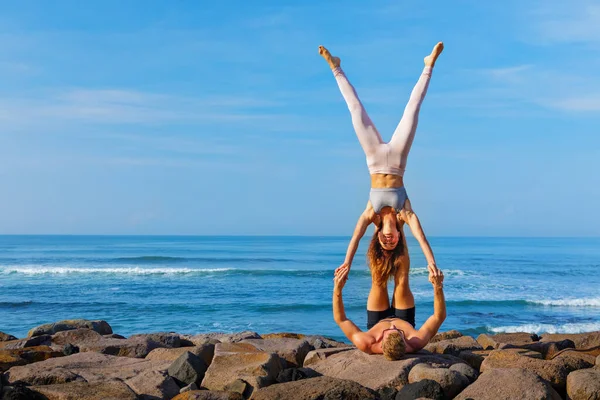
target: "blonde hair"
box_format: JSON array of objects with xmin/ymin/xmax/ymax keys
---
[
  {"xmin": 382, "ymin": 331, "xmax": 406, "ymax": 360},
  {"xmin": 366, "ymin": 224, "xmax": 405, "ymax": 284}
]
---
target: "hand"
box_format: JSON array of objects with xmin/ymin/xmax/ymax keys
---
[
  {"xmin": 335, "ymin": 262, "xmax": 351, "ymax": 277},
  {"xmin": 333, "ymin": 266, "xmax": 350, "ymax": 293},
  {"xmin": 430, "ymin": 269, "xmax": 444, "ymax": 288},
  {"xmin": 428, "ymin": 263, "xmax": 441, "ymax": 278}
]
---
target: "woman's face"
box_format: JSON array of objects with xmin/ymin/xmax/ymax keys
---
[{"xmin": 378, "ymin": 223, "xmax": 399, "ymax": 250}]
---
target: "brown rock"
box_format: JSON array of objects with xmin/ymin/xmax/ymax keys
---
[
  {"xmin": 79, "ymin": 336, "xmax": 164, "ymax": 358},
  {"xmin": 146, "ymin": 344, "xmax": 215, "ymax": 367},
  {"xmin": 251, "ymin": 376, "xmax": 378, "ymax": 400},
  {"xmin": 188, "ymin": 331, "xmax": 260, "ymax": 345},
  {"xmin": 28, "ymin": 319, "xmax": 112, "ymax": 337},
  {"xmin": 430, "ymin": 330, "xmax": 463, "ymax": 343},
  {"xmin": 459, "ymin": 348, "xmax": 542, "ymax": 370},
  {"xmin": 477, "ymin": 332, "xmax": 538, "ymax": 350},
  {"xmin": 51, "ymin": 328, "xmax": 103, "ymax": 347},
  {"xmin": 125, "ymin": 369, "xmax": 180, "ymax": 400},
  {"xmin": 540, "ymin": 331, "xmax": 600, "ymax": 349},
  {"xmin": 240, "ymin": 338, "xmax": 314, "ymax": 367},
  {"xmin": 306, "ymin": 348, "xmax": 464, "ymax": 391},
  {"xmin": 0, "ymin": 351, "xmax": 27, "ymax": 373},
  {"xmin": 172, "ymin": 391, "xmax": 244, "ymax": 400},
  {"xmin": 200, "ymin": 342, "xmax": 284, "ymax": 396},
  {"xmin": 5, "ymin": 352, "xmax": 171, "ymax": 393},
  {"xmin": 303, "ymin": 347, "xmax": 354, "ymax": 366},
  {"xmin": 262, "ymin": 332, "xmax": 305, "ymax": 339},
  {"xmin": 551, "ymin": 350, "xmax": 596, "ymax": 372},
  {"xmin": 424, "ymin": 335, "xmax": 483, "ymax": 356},
  {"xmin": 597, "ymin": 354, "xmax": 600, "ymax": 366},
  {"xmin": 480, "ymin": 349, "xmax": 569, "ymax": 390},
  {"xmin": 455, "ymin": 368, "xmax": 561, "ymax": 400},
  {"xmin": 32, "ymin": 380, "xmax": 137, "ymax": 400},
  {"xmin": 1, "ymin": 335, "xmax": 52, "ymax": 349},
  {"xmin": 0, "ymin": 331, "xmax": 17, "ymax": 342},
  {"xmin": 408, "ymin": 363, "xmax": 470, "ymax": 399},
  {"xmin": 303, "ymin": 335, "xmax": 351, "ymax": 349},
  {"xmin": 567, "ymin": 368, "xmax": 600, "ymax": 400},
  {"xmin": 129, "ymin": 332, "xmax": 182, "ymax": 348}
]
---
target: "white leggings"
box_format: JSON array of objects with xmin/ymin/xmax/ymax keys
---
[{"xmin": 333, "ymin": 66, "xmax": 432, "ymax": 176}]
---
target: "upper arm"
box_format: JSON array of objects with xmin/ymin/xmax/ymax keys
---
[
  {"xmin": 337, "ymin": 319, "xmax": 367, "ymax": 347},
  {"xmin": 412, "ymin": 315, "xmax": 444, "ymax": 350}
]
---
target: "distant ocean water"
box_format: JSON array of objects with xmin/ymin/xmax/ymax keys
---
[{"xmin": 1, "ymin": 235, "xmax": 599, "ymax": 341}]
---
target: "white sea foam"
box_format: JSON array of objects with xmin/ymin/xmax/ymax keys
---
[
  {"xmin": 1, "ymin": 266, "xmax": 232, "ymax": 275},
  {"xmin": 490, "ymin": 321, "xmax": 600, "ymax": 334},
  {"xmin": 527, "ymin": 298, "xmax": 600, "ymax": 307},
  {"xmin": 410, "ymin": 267, "xmax": 470, "ymax": 276}
]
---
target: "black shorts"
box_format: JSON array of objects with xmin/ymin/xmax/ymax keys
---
[{"xmin": 367, "ymin": 307, "xmax": 415, "ymax": 329}]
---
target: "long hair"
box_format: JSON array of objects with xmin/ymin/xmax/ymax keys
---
[{"xmin": 367, "ymin": 221, "xmax": 405, "ymax": 284}]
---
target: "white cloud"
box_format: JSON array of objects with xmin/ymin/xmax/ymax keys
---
[{"xmin": 529, "ymin": 0, "xmax": 600, "ymax": 44}]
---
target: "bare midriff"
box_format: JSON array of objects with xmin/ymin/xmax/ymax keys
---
[{"xmin": 370, "ymin": 174, "xmax": 404, "ymax": 189}]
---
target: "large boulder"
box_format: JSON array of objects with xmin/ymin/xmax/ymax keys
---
[
  {"xmin": 408, "ymin": 363, "xmax": 470, "ymax": 399},
  {"xmin": 200, "ymin": 342, "xmax": 284, "ymax": 397},
  {"xmin": 455, "ymin": 368, "xmax": 561, "ymax": 400},
  {"xmin": 566, "ymin": 368, "xmax": 600, "ymax": 400},
  {"xmin": 240, "ymin": 338, "xmax": 314, "ymax": 367},
  {"xmin": 125, "ymin": 369, "xmax": 181, "ymax": 400},
  {"xmin": 396, "ymin": 379, "xmax": 444, "ymax": 400},
  {"xmin": 32, "ymin": 380, "xmax": 138, "ymax": 400},
  {"xmin": 306, "ymin": 348, "xmax": 464, "ymax": 391},
  {"xmin": 4, "ymin": 352, "xmax": 172, "ymax": 397},
  {"xmin": 424, "ymin": 335, "xmax": 483, "ymax": 356},
  {"xmin": 78, "ymin": 336, "xmax": 164, "ymax": 358},
  {"xmin": 129, "ymin": 332, "xmax": 183, "ymax": 348},
  {"xmin": 186, "ymin": 331, "xmax": 260, "ymax": 345},
  {"xmin": 0, "ymin": 331, "xmax": 17, "ymax": 342},
  {"xmin": 146, "ymin": 344, "xmax": 215, "ymax": 366},
  {"xmin": 303, "ymin": 347, "xmax": 354, "ymax": 366},
  {"xmin": 28, "ymin": 320, "xmax": 112, "ymax": 337},
  {"xmin": 477, "ymin": 332, "xmax": 538, "ymax": 350},
  {"xmin": 0, "ymin": 346, "xmax": 64, "ymax": 372},
  {"xmin": 459, "ymin": 349, "xmax": 542, "ymax": 370},
  {"xmin": 251, "ymin": 376, "xmax": 378, "ymax": 400},
  {"xmin": 168, "ymin": 351, "xmax": 208, "ymax": 387},
  {"xmin": 480, "ymin": 349, "xmax": 568, "ymax": 390},
  {"xmin": 1, "ymin": 335, "xmax": 52, "ymax": 350},
  {"xmin": 551, "ymin": 350, "xmax": 596, "ymax": 372},
  {"xmin": 540, "ymin": 331, "xmax": 600, "ymax": 350}
]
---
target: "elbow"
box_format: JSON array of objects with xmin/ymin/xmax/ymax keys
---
[{"xmin": 436, "ymin": 310, "xmax": 447, "ymax": 322}]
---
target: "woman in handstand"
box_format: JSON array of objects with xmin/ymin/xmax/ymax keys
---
[{"xmin": 319, "ymin": 42, "xmax": 444, "ymax": 329}]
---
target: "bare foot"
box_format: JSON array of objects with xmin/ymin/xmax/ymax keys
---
[
  {"xmin": 424, "ymin": 42, "xmax": 444, "ymax": 67},
  {"xmin": 318, "ymin": 45, "xmax": 341, "ymax": 69}
]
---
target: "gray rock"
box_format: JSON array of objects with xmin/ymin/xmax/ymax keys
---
[
  {"xmin": 455, "ymin": 368, "xmax": 562, "ymax": 400},
  {"xmin": 80, "ymin": 336, "xmax": 164, "ymax": 358},
  {"xmin": 146, "ymin": 344, "xmax": 215, "ymax": 368},
  {"xmin": 302, "ymin": 347, "xmax": 354, "ymax": 366},
  {"xmin": 28, "ymin": 319, "xmax": 112, "ymax": 337},
  {"xmin": 103, "ymin": 333, "xmax": 126, "ymax": 339},
  {"xmin": 408, "ymin": 363, "xmax": 470, "ymax": 399},
  {"xmin": 449, "ymin": 362, "xmax": 479, "ymax": 383},
  {"xmin": 168, "ymin": 351, "xmax": 208, "ymax": 387},
  {"xmin": 223, "ymin": 379, "xmax": 248, "ymax": 396},
  {"xmin": 566, "ymin": 368, "xmax": 600, "ymax": 400},
  {"xmin": 0, "ymin": 332, "xmax": 18, "ymax": 342},
  {"xmin": 376, "ymin": 386, "xmax": 398, "ymax": 400},
  {"xmin": 396, "ymin": 379, "xmax": 444, "ymax": 400},
  {"xmin": 172, "ymin": 391, "xmax": 244, "ymax": 400},
  {"xmin": 188, "ymin": 331, "xmax": 260, "ymax": 345},
  {"xmin": 62, "ymin": 343, "xmax": 79, "ymax": 356},
  {"xmin": 251, "ymin": 376, "xmax": 378, "ymax": 400},
  {"xmin": 477, "ymin": 332, "xmax": 538, "ymax": 350}
]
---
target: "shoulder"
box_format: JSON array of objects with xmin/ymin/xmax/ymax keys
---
[{"xmin": 352, "ymin": 332, "xmax": 376, "ymax": 353}]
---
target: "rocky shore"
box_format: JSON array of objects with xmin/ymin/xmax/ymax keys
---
[{"xmin": 1, "ymin": 320, "xmax": 599, "ymax": 399}]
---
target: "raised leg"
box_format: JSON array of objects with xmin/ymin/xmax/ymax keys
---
[
  {"xmin": 388, "ymin": 42, "xmax": 443, "ymax": 174},
  {"xmin": 319, "ymin": 45, "xmax": 383, "ymax": 158}
]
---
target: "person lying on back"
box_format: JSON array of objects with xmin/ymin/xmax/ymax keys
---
[{"xmin": 332, "ymin": 268, "xmax": 446, "ymax": 360}]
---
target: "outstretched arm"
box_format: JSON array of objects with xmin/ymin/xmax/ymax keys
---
[
  {"xmin": 333, "ymin": 269, "xmax": 375, "ymax": 353},
  {"xmin": 399, "ymin": 199, "xmax": 439, "ymax": 276},
  {"xmin": 336, "ymin": 204, "xmax": 373, "ymax": 274},
  {"xmin": 412, "ymin": 271, "xmax": 446, "ymax": 350}
]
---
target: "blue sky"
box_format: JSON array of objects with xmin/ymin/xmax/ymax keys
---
[{"xmin": 1, "ymin": 0, "xmax": 599, "ymax": 236}]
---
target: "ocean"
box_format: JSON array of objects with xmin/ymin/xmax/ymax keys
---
[{"xmin": 1, "ymin": 235, "xmax": 599, "ymax": 341}]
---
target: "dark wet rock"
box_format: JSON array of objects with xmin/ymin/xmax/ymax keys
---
[
  {"xmin": 251, "ymin": 376, "xmax": 378, "ymax": 400},
  {"xmin": 276, "ymin": 367, "xmax": 320, "ymax": 383},
  {"xmin": 449, "ymin": 361, "xmax": 478, "ymax": 382},
  {"xmin": 168, "ymin": 351, "xmax": 208, "ymax": 387},
  {"xmin": 396, "ymin": 379, "xmax": 444, "ymax": 400},
  {"xmin": 540, "ymin": 331, "xmax": 600, "ymax": 350},
  {"xmin": 408, "ymin": 363, "xmax": 470, "ymax": 399},
  {"xmin": 172, "ymin": 391, "xmax": 244, "ymax": 400},
  {"xmin": 0, "ymin": 332, "xmax": 18, "ymax": 342},
  {"xmin": 129, "ymin": 332, "xmax": 182, "ymax": 348}
]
